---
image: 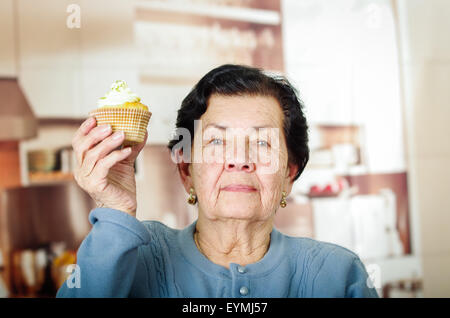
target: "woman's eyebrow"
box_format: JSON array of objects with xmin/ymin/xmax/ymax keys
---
[
  {"xmin": 204, "ymin": 123, "xmax": 227, "ymax": 130},
  {"xmin": 204, "ymin": 123, "xmax": 273, "ymax": 130}
]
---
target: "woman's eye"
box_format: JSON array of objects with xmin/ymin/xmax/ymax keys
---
[
  {"xmin": 210, "ymin": 138, "xmax": 224, "ymax": 145},
  {"xmin": 257, "ymin": 140, "xmax": 269, "ymax": 147}
]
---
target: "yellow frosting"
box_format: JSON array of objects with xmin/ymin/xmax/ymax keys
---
[
  {"xmin": 120, "ymin": 102, "xmax": 149, "ymax": 111},
  {"xmin": 97, "ymin": 80, "xmax": 148, "ymax": 110}
]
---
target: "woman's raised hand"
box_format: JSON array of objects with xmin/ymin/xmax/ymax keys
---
[{"xmin": 71, "ymin": 117, "xmax": 147, "ymax": 217}]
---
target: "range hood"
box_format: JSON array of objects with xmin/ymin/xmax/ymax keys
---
[{"xmin": 0, "ymin": 78, "xmax": 37, "ymax": 141}]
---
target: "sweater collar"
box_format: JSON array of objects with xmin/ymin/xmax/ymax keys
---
[{"xmin": 177, "ymin": 219, "xmax": 286, "ymax": 278}]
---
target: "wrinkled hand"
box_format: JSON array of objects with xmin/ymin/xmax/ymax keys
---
[{"xmin": 71, "ymin": 117, "xmax": 147, "ymax": 217}]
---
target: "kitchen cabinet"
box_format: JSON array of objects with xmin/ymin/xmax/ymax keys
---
[
  {"xmin": 15, "ymin": 0, "xmax": 138, "ymax": 119},
  {"xmin": 0, "ymin": 142, "xmax": 21, "ymax": 189},
  {"xmin": 17, "ymin": 0, "xmax": 82, "ymax": 118},
  {"xmin": 18, "ymin": 120, "xmax": 82, "ymax": 186}
]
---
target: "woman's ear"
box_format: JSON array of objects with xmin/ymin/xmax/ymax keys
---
[
  {"xmin": 176, "ymin": 148, "xmax": 193, "ymax": 193},
  {"xmin": 284, "ymin": 162, "xmax": 299, "ymax": 195}
]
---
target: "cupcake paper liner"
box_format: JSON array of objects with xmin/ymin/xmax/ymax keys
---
[{"xmin": 89, "ymin": 107, "xmax": 151, "ymax": 146}]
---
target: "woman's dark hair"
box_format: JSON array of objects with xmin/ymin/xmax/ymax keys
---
[{"xmin": 168, "ymin": 64, "xmax": 309, "ymax": 181}]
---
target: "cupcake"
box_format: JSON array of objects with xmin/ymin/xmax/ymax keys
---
[{"xmin": 89, "ymin": 80, "xmax": 151, "ymax": 146}]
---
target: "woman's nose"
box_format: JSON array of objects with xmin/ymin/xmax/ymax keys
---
[
  {"xmin": 224, "ymin": 161, "xmax": 256, "ymax": 172},
  {"xmin": 223, "ymin": 136, "xmax": 256, "ymax": 172}
]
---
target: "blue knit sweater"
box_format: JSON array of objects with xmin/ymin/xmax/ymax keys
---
[{"xmin": 56, "ymin": 208, "xmax": 379, "ymax": 298}]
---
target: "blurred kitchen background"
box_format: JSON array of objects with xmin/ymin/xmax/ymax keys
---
[{"xmin": 0, "ymin": 0, "xmax": 449, "ymax": 298}]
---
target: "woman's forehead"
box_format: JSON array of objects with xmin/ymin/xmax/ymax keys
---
[{"xmin": 202, "ymin": 94, "xmax": 284, "ymax": 128}]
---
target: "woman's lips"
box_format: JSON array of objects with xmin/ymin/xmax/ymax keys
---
[{"xmin": 221, "ymin": 184, "xmax": 257, "ymax": 192}]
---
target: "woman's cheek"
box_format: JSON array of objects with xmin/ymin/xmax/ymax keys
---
[
  {"xmin": 256, "ymin": 173, "xmax": 281, "ymax": 212},
  {"xmin": 194, "ymin": 163, "xmax": 221, "ymax": 198}
]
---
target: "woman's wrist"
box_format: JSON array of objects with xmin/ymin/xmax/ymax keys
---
[{"xmin": 95, "ymin": 201, "xmax": 136, "ymax": 217}]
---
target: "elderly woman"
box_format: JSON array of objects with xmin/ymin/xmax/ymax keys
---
[{"xmin": 57, "ymin": 64, "xmax": 378, "ymax": 298}]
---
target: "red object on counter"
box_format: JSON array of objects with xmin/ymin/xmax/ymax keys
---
[
  {"xmin": 322, "ymin": 184, "xmax": 334, "ymax": 195},
  {"xmin": 309, "ymin": 185, "xmax": 322, "ymax": 195}
]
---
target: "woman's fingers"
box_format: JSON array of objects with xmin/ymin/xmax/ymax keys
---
[
  {"xmin": 73, "ymin": 124, "xmax": 113, "ymax": 166},
  {"xmin": 72, "ymin": 117, "xmax": 97, "ymax": 166},
  {"xmin": 90, "ymin": 147, "xmax": 133, "ymax": 181},
  {"xmin": 72, "ymin": 118, "xmax": 147, "ymax": 179},
  {"xmin": 123, "ymin": 130, "xmax": 148, "ymax": 164},
  {"xmin": 80, "ymin": 131, "xmax": 126, "ymax": 177},
  {"xmin": 72, "ymin": 117, "xmax": 96, "ymax": 147},
  {"xmin": 77, "ymin": 117, "xmax": 96, "ymax": 137}
]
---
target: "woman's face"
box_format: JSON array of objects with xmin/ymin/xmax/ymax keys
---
[{"xmin": 186, "ymin": 94, "xmax": 297, "ymax": 222}]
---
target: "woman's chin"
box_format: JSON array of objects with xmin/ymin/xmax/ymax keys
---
[{"xmin": 214, "ymin": 201, "xmax": 262, "ymax": 220}]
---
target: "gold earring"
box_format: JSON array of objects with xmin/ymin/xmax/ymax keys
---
[
  {"xmin": 280, "ymin": 191, "xmax": 287, "ymax": 208},
  {"xmin": 188, "ymin": 187, "xmax": 197, "ymax": 205}
]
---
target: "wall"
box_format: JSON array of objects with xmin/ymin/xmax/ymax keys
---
[
  {"xmin": 0, "ymin": 0, "xmax": 16, "ymax": 77},
  {"xmin": 396, "ymin": 0, "xmax": 450, "ymax": 297},
  {"xmin": 282, "ymin": 0, "xmax": 406, "ymax": 174}
]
